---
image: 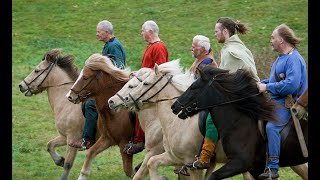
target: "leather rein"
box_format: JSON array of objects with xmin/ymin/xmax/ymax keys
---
[{"xmin": 23, "ymin": 59, "xmax": 74, "ymax": 94}]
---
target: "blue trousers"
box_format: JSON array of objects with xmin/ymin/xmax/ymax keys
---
[
  {"xmin": 265, "ymin": 99, "xmax": 291, "ymax": 170},
  {"xmin": 82, "ymin": 98, "xmax": 98, "ymax": 141}
]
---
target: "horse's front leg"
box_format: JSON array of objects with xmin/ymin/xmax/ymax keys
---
[
  {"xmin": 47, "ymin": 135, "xmax": 67, "ymax": 167},
  {"xmin": 78, "ymin": 137, "xmax": 112, "ymax": 180},
  {"xmin": 60, "ymin": 145, "xmax": 78, "ymax": 180},
  {"xmin": 118, "ymin": 141, "xmax": 134, "ymax": 178},
  {"xmin": 132, "ymin": 142, "xmax": 164, "ymax": 180}
]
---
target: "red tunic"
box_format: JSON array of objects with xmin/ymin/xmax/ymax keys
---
[{"xmin": 141, "ymin": 41, "xmax": 169, "ymax": 68}]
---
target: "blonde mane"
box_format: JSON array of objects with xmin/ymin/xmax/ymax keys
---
[
  {"xmin": 157, "ymin": 59, "xmax": 194, "ymax": 92},
  {"xmin": 85, "ymin": 53, "xmax": 131, "ymax": 81}
]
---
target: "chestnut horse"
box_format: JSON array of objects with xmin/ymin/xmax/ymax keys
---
[
  {"xmin": 171, "ymin": 66, "xmax": 308, "ymax": 179},
  {"xmin": 292, "ymin": 88, "xmax": 308, "ymax": 120},
  {"xmin": 18, "ymin": 49, "xmax": 84, "ymax": 180},
  {"xmin": 66, "ymin": 53, "xmax": 134, "ymax": 180}
]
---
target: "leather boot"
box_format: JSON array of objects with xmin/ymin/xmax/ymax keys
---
[
  {"xmin": 258, "ymin": 168, "xmax": 279, "ymax": 179},
  {"xmin": 187, "ymin": 138, "xmax": 215, "ymax": 169}
]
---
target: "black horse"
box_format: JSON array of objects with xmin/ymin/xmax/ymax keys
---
[{"xmin": 171, "ymin": 66, "xmax": 308, "ymax": 180}]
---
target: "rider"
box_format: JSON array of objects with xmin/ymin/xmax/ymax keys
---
[
  {"xmin": 69, "ymin": 20, "xmax": 126, "ymax": 150},
  {"xmin": 122, "ymin": 20, "xmax": 169, "ymax": 154},
  {"xmin": 257, "ymin": 24, "xmax": 308, "ymax": 179}
]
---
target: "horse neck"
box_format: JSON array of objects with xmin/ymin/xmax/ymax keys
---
[
  {"xmin": 94, "ymin": 73, "xmax": 126, "ymax": 112},
  {"xmin": 47, "ymin": 83, "xmax": 75, "ymax": 114}
]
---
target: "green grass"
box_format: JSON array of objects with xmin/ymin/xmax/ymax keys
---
[{"xmin": 13, "ymin": 0, "xmax": 307, "ymax": 179}]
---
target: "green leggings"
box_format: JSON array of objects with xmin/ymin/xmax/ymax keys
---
[{"xmin": 205, "ymin": 113, "xmax": 218, "ymax": 143}]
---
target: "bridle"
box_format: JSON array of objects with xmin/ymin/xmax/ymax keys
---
[
  {"xmin": 69, "ymin": 69, "xmax": 101, "ymax": 101},
  {"xmin": 127, "ymin": 74, "xmax": 178, "ymax": 111},
  {"xmin": 176, "ymin": 78, "xmax": 261, "ymax": 113},
  {"xmin": 23, "ymin": 58, "xmax": 74, "ymax": 94}
]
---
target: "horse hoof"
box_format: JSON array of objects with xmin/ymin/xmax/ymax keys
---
[
  {"xmin": 56, "ymin": 157, "xmax": 65, "ymax": 167},
  {"xmin": 161, "ymin": 176, "xmax": 169, "ymax": 180}
]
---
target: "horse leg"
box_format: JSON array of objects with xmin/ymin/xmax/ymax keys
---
[
  {"xmin": 291, "ymin": 163, "xmax": 308, "ymax": 180},
  {"xmin": 132, "ymin": 143, "xmax": 164, "ymax": 180},
  {"xmin": 204, "ymin": 162, "xmax": 216, "ymax": 180},
  {"xmin": 78, "ymin": 137, "xmax": 112, "ymax": 180},
  {"xmin": 47, "ymin": 135, "xmax": 67, "ymax": 167},
  {"xmin": 208, "ymin": 158, "xmax": 252, "ymax": 180},
  {"xmin": 119, "ymin": 144, "xmax": 134, "ymax": 178},
  {"xmin": 60, "ymin": 145, "xmax": 78, "ymax": 180}
]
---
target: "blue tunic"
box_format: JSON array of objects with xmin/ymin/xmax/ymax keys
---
[{"xmin": 261, "ymin": 48, "xmax": 307, "ymax": 169}]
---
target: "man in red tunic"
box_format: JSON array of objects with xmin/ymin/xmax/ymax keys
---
[{"xmin": 123, "ymin": 20, "xmax": 169, "ymax": 154}]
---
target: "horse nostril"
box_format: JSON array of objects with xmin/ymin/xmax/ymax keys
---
[
  {"xmin": 125, "ymin": 97, "xmax": 129, "ymax": 102},
  {"xmin": 67, "ymin": 96, "xmax": 72, "ymax": 101},
  {"xmin": 18, "ymin": 84, "xmax": 22, "ymax": 88},
  {"xmin": 109, "ymin": 100, "xmax": 114, "ymax": 105}
]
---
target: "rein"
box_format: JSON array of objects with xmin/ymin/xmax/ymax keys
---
[
  {"xmin": 23, "ymin": 59, "xmax": 57, "ymax": 94},
  {"xmin": 128, "ymin": 74, "xmax": 173, "ymax": 110},
  {"xmin": 177, "ymin": 78, "xmax": 261, "ymax": 112},
  {"xmin": 70, "ymin": 70, "xmax": 101, "ymax": 101}
]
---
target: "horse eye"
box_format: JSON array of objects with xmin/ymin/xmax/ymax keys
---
[
  {"xmin": 143, "ymin": 82, "xmax": 149, "ymax": 85},
  {"xmin": 34, "ymin": 69, "xmax": 40, "ymax": 73},
  {"xmin": 128, "ymin": 85, "xmax": 133, "ymax": 88},
  {"xmin": 83, "ymin": 76, "xmax": 88, "ymax": 80}
]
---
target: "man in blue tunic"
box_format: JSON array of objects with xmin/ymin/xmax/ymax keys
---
[
  {"xmin": 257, "ymin": 24, "xmax": 308, "ymax": 179},
  {"xmin": 69, "ymin": 20, "xmax": 126, "ymax": 150}
]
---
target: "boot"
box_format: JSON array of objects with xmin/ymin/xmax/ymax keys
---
[
  {"xmin": 258, "ymin": 168, "xmax": 279, "ymax": 179},
  {"xmin": 187, "ymin": 138, "xmax": 215, "ymax": 169}
]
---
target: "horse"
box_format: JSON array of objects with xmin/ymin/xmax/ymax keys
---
[
  {"xmin": 292, "ymin": 88, "xmax": 308, "ymax": 120},
  {"xmin": 171, "ymin": 65, "xmax": 308, "ymax": 180},
  {"xmin": 108, "ymin": 59, "xmax": 255, "ymax": 180},
  {"xmin": 65, "ymin": 53, "xmax": 135, "ymax": 180},
  {"xmin": 107, "ymin": 67, "xmax": 169, "ymax": 180},
  {"xmin": 18, "ymin": 48, "xmax": 84, "ymax": 180}
]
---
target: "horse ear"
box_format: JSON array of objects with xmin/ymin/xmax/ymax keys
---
[
  {"xmin": 154, "ymin": 63, "xmax": 159, "ymax": 75},
  {"xmin": 196, "ymin": 67, "xmax": 208, "ymax": 81}
]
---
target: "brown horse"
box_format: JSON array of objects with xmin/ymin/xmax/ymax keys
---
[
  {"xmin": 292, "ymin": 88, "xmax": 308, "ymax": 120},
  {"xmin": 66, "ymin": 53, "xmax": 134, "ymax": 180},
  {"xmin": 18, "ymin": 49, "xmax": 84, "ymax": 180}
]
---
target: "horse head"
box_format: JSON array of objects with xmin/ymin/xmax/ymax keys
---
[
  {"xmin": 113, "ymin": 59, "xmax": 183, "ymax": 112},
  {"xmin": 18, "ymin": 48, "xmax": 78, "ymax": 96},
  {"xmin": 108, "ymin": 68, "xmax": 153, "ymax": 112},
  {"xmin": 171, "ymin": 66, "xmax": 227, "ymax": 119},
  {"xmin": 66, "ymin": 53, "xmax": 130, "ymax": 104}
]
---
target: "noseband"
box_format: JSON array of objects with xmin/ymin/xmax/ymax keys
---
[
  {"xmin": 70, "ymin": 70, "xmax": 101, "ymax": 101},
  {"xmin": 128, "ymin": 74, "xmax": 173, "ymax": 110}
]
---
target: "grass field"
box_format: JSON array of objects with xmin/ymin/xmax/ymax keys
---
[{"xmin": 12, "ymin": 0, "xmax": 308, "ymax": 179}]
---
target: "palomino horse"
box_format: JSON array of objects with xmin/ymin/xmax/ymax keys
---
[
  {"xmin": 292, "ymin": 88, "xmax": 308, "ymax": 120},
  {"xmin": 66, "ymin": 53, "xmax": 134, "ymax": 180},
  {"xmin": 108, "ymin": 60, "xmax": 254, "ymax": 180},
  {"xmin": 108, "ymin": 68, "xmax": 167, "ymax": 180},
  {"xmin": 18, "ymin": 48, "xmax": 84, "ymax": 180},
  {"xmin": 171, "ymin": 66, "xmax": 308, "ymax": 179}
]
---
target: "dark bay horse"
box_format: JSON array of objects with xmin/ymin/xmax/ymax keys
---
[
  {"xmin": 18, "ymin": 49, "xmax": 84, "ymax": 180},
  {"xmin": 171, "ymin": 66, "xmax": 308, "ymax": 180},
  {"xmin": 66, "ymin": 53, "xmax": 134, "ymax": 179}
]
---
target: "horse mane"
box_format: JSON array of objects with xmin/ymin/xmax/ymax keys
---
[
  {"xmin": 202, "ymin": 66, "xmax": 277, "ymax": 121},
  {"xmin": 157, "ymin": 59, "xmax": 183, "ymax": 75},
  {"xmin": 85, "ymin": 53, "xmax": 131, "ymax": 82},
  {"xmin": 156, "ymin": 59, "xmax": 194, "ymax": 92},
  {"xmin": 43, "ymin": 48, "xmax": 80, "ymax": 81}
]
